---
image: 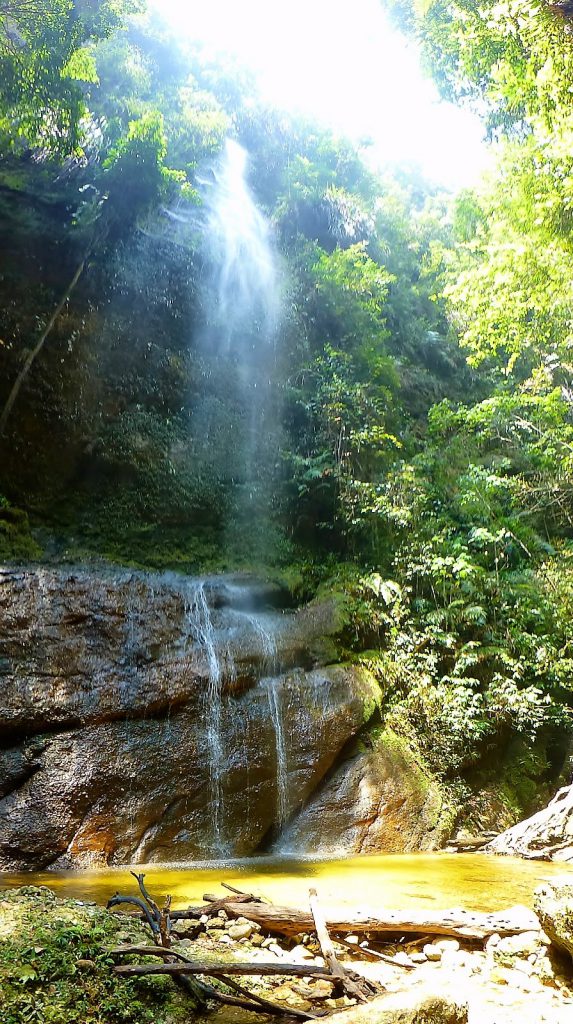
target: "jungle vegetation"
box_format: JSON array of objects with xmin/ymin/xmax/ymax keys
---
[{"xmin": 0, "ymin": 0, "xmax": 572, "ymax": 785}]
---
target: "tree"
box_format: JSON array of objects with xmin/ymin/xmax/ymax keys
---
[{"xmin": 0, "ymin": 0, "xmax": 143, "ymax": 156}]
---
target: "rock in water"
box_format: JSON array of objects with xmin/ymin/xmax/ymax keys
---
[
  {"xmin": 534, "ymin": 878, "xmax": 573, "ymax": 963},
  {"xmin": 485, "ymin": 785, "xmax": 573, "ymax": 863}
]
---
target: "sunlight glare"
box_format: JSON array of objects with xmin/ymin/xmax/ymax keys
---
[{"xmin": 148, "ymin": 0, "xmax": 490, "ymax": 190}]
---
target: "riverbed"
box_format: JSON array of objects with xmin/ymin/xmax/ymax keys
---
[{"xmin": 1, "ymin": 852, "xmax": 570, "ymax": 912}]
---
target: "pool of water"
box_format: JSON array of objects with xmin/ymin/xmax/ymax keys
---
[{"xmin": 1, "ymin": 852, "xmax": 570, "ymax": 914}]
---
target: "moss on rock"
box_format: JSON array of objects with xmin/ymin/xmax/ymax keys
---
[{"xmin": 0, "ymin": 886, "xmax": 188, "ymax": 1024}]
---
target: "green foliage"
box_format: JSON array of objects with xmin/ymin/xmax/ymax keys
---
[
  {"xmin": 0, "ymin": 495, "xmax": 41, "ymax": 560},
  {"xmin": 0, "ymin": 886, "xmax": 185, "ymax": 1024},
  {"xmin": 0, "ymin": 0, "xmax": 142, "ymax": 157}
]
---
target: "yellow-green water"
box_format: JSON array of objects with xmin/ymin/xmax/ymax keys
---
[{"xmin": 1, "ymin": 853, "xmax": 570, "ymax": 914}]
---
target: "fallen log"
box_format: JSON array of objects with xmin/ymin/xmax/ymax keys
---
[{"xmin": 215, "ymin": 901, "xmax": 540, "ymax": 941}]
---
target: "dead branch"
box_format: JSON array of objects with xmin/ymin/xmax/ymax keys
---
[
  {"xmin": 114, "ymin": 961, "xmax": 335, "ymax": 980},
  {"xmin": 309, "ymin": 888, "xmax": 379, "ymax": 1003}
]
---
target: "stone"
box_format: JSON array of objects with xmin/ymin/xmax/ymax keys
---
[
  {"xmin": 345, "ymin": 934, "xmax": 360, "ymax": 944},
  {"xmin": 317, "ymin": 992, "xmax": 468, "ymax": 1023},
  {"xmin": 534, "ymin": 879, "xmax": 573, "ymax": 963},
  {"xmin": 440, "ymin": 950, "xmax": 470, "ymax": 971},
  {"xmin": 486, "ymin": 785, "xmax": 573, "ymax": 863},
  {"xmin": 410, "ymin": 951, "xmax": 427, "ymax": 963},
  {"xmin": 0, "ymin": 567, "xmax": 381, "ymax": 869},
  {"xmin": 290, "ymin": 943, "xmax": 315, "ymax": 960},
  {"xmin": 251, "ymin": 933, "xmax": 264, "ymax": 946},
  {"xmin": 273, "ymin": 726, "xmax": 452, "ymax": 856},
  {"xmin": 394, "ymin": 951, "xmax": 415, "ymax": 966},
  {"xmin": 436, "ymin": 939, "xmax": 460, "ymax": 952},
  {"xmin": 227, "ymin": 922, "xmax": 254, "ymax": 940},
  {"xmin": 205, "ymin": 917, "xmax": 225, "ymax": 930},
  {"xmin": 495, "ymin": 931, "xmax": 545, "ymax": 961},
  {"xmin": 309, "ymin": 980, "xmax": 335, "ymax": 999},
  {"xmin": 174, "ymin": 919, "xmax": 202, "ymax": 937},
  {"xmin": 423, "ymin": 943, "xmax": 443, "ymax": 961}
]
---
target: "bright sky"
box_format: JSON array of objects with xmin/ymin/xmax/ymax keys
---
[{"xmin": 149, "ymin": 0, "xmax": 490, "ymax": 191}]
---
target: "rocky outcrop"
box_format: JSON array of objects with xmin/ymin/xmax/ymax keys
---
[
  {"xmin": 485, "ymin": 785, "xmax": 573, "ymax": 863},
  {"xmin": 0, "ymin": 566, "xmax": 380, "ymax": 868},
  {"xmin": 275, "ymin": 727, "xmax": 452, "ymax": 856},
  {"xmin": 323, "ymin": 993, "xmax": 468, "ymax": 1024},
  {"xmin": 534, "ymin": 879, "xmax": 573, "ymax": 964}
]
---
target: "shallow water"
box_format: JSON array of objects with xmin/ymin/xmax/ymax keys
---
[{"xmin": 1, "ymin": 852, "xmax": 570, "ymax": 914}]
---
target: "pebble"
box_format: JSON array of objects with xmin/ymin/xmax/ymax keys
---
[
  {"xmin": 423, "ymin": 943, "xmax": 442, "ymax": 962},
  {"xmin": 251, "ymin": 933, "xmax": 264, "ymax": 946},
  {"xmin": 436, "ymin": 938, "xmax": 460, "ymax": 952},
  {"xmin": 410, "ymin": 951, "xmax": 427, "ymax": 964},
  {"xmin": 290, "ymin": 943, "xmax": 315, "ymax": 961},
  {"xmin": 394, "ymin": 951, "xmax": 415, "ymax": 966},
  {"xmin": 206, "ymin": 917, "xmax": 225, "ymax": 930},
  {"xmin": 345, "ymin": 934, "xmax": 360, "ymax": 945},
  {"xmin": 227, "ymin": 923, "xmax": 254, "ymax": 940}
]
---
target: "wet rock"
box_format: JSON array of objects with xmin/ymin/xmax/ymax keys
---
[
  {"xmin": 0, "ymin": 566, "xmax": 379, "ymax": 868},
  {"xmin": 274, "ymin": 727, "xmax": 452, "ymax": 856},
  {"xmin": 534, "ymin": 879, "xmax": 573, "ymax": 963}
]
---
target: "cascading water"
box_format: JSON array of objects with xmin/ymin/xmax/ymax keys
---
[
  {"xmin": 189, "ymin": 138, "xmax": 284, "ymax": 561},
  {"xmin": 202, "ymin": 138, "xmax": 280, "ymax": 353},
  {"xmin": 266, "ymin": 678, "xmax": 290, "ymax": 828},
  {"xmin": 183, "ymin": 581, "xmax": 227, "ymax": 855}
]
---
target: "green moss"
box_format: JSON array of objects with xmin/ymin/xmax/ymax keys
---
[
  {"xmin": 0, "ymin": 887, "xmax": 188, "ymax": 1024},
  {"xmin": 0, "ymin": 497, "xmax": 42, "ymax": 561}
]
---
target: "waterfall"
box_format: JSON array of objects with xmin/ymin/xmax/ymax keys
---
[
  {"xmin": 183, "ymin": 580, "xmax": 227, "ymax": 855},
  {"xmin": 202, "ymin": 138, "xmax": 279, "ymax": 353},
  {"xmin": 189, "ymin": 138, "xmax": 283, "ymax": 561},
  {"xmin": 266, "ymin": 678, "xmax": 289, "ymax": 828}
]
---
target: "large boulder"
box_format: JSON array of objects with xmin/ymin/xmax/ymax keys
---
[
  {"xmin": 275, "ymin": 727, "xmax": 452, "ymax": 856},
  {"xmin": 485, "ymin": 785, "xmax": 573, "ymax": 863},
  {"xmin": 321, "ymin": 992, "xmax": 467, "ymax": 1024},
  {"xmin": 534, "ymin": 878, "xmax": 573, "ymax": 964},
  {"xmin": 0, "ymin": 566, "xmax": 380, "ymax": 868}
]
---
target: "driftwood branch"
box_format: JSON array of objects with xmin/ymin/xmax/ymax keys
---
[
  {"xmin": 111, "ymin": 945, "xmax": 319, "ymax": 1020},
  {"xmin": 309, "ymin": 888, "xmax": 377, "ymax": 1003},
  {"xmin": 114, "ymin": 961, "xmax": 335, "ymax": 980}
]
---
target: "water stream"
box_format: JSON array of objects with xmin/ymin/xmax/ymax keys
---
[{"xmin": 0, "ymin": 854, "xmax": 567, "ymax": 915}]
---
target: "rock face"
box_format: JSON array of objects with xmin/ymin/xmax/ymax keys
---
[
  {"xmin": 534, "ymin": 879, "xmax": 573, "ymax": 963},
  {"xmin": 0, "ymin": 566, "xmax": 380, "ymax": 868},
  {"xmin": 275, "ymin": 727, "xmax": 452, "ymax": 856},
  {"xmin": 485, "ymin": 785, "xmax": 573, "ymax": 863}
]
